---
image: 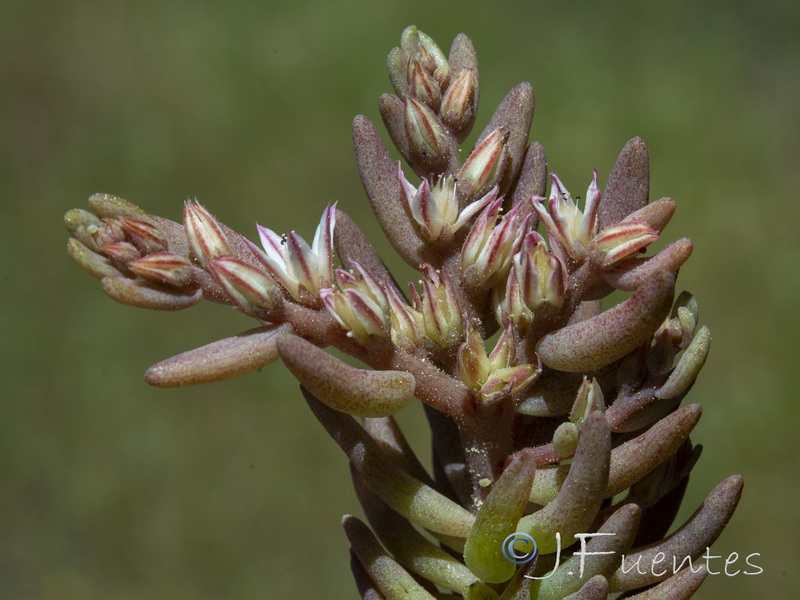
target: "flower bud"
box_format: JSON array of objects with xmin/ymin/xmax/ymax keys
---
[
  {"xmin": 440, "ymin": 68, "xmax": 476, "ymax": 142},
  {"xmin": 418, "ymin": 265, "xmax": 464, "ymax": 348},
  {"xmin": 400, "ymin": 26, "xmax": 449, "ymax": 88},
  {"xmin": 457, "ymin": 127, "xmax": 510, "ymax": 202},
  {"xmin": 494, "ymin": 232, "xmax": 566, "ymax": 330},
  {"xmin": 403, "ymin": 96, "xmax": 453, "ymax": 174},
  {"xmin": 406, "ymin": 58, "xmax": 442, "ymax": 110},
  {"xmin": 184, "ymin": 201, "xmax": 232, "ymax": 264},
  {"xmin": 128, "ymin": 253, "xmax": 195, "ymax": 288},
  {"xmin": 118, "ymin": 215, "xmax": 168, "ymax": 254},
  {"xmin": 383, "ymin": 282, "xmax": 423, "ymax": 351},
  {"xmin": 96, "ymin": 218, "xmax": 126, "ymax": 248},
  {"xmin": 206, "ymin": 256, "xmax": 281, "ymax": 314},
  {"xmin": 589, "ymin": 222, "xmax": 659, "ymax": 269},
  {"xmin": 457, "ymin": 323, "xmax": 538, "ymax": 402},
  {"xmin": 553, "ymin": 422, "xmax": 580, "ymax": 457},
  {"xmin": 101, "ymin": 241, "xmax": 140, "ymax": 265},
  {"xmin": 457, "ymin": 329, "xmax": 491, "ymax": 390}
]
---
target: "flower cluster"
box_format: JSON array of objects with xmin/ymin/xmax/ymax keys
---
[{"xmin": 64, "ymin": 25, "xmax": 739, "ymax": 599}]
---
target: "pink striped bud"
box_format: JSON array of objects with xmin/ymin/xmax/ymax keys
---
[
  {"xmin": 407, "ymin": 58, "xmax": 442, "ymax": 110},
  {"xmin": 101, "ymin": 241, "xmax": 140, "ymax": 265},
  {"xmin": 440, "ymin": 68, "xmax": 476, "ymax": 141},
  {"xmin": 383, "ymin": 282, "xmax": 424, "ymax": 351},
  {"xmin": 570, "ymin": 377, "xmax": 606, "ymax": 429},
  {"xmin": 129, "ymin": 253, "xmax": 195, "ymax": 288},
  {"xmin": 206, "ymin": 256, "xmax": 281, "ymax": 314},
  {"xmin": 184, "ymin": 201, "xmax": 232, "ymax": 264},
  {"xmin": 494, "ymin": 233, "xmax": 567, "ymax": 330},
  {"xmin": 417, "ymin": 265, "xmax": 464, "ymax": 349},
  {"xmin": 457, "ymin": 127, "xmax": 510, "ymax": 201},
  {"xmin": 589, "ymin": 222, "xmax": 659, "ymax": 269},
  {"xmin": 400, "ymin": 26, "xmax": 449, "ymax": 88},
  {"xmin": 404, "ymin": 96, "xmax": 450, "ymax": 163},
  {"xmin": 118, "ymin": 216, "xmax": 168, "ymax": 254}
]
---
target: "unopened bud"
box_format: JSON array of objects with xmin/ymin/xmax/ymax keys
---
[
  {"xmin": 440, "ymin": 68, "xmax": 476, "ymax": 142},
  {"xmin": 320, "ymin": 264, "xmax": 390, "ymax": 341},
  {"xmin": 101, "ymin": 241, "xmax": 140, "ymax": 265},
  {"xmin": 404, "ymin": 96, "xmax": 451, "ymax": 172},
  {"xmin": 480, "ymin": 364, "xmax": 538, "ymax": 403},
  {"xmin": 590, "ymin": 222, "xmax": 659, "ymax": 269},
  {"xmin": 458, "ymin": 329, "xmax": 491, "ymax": 390},
  {"xmin": 418, "ymin": 265, "xmax": 464, "ymax": 348},
  {"xmin": 129, "ymin": 253, "xmax": 195, "ymax": 287},
  {"xmin": 400, "ymin": 26, "xmax": 449, "ymax": 88},
  {"xmin": 184, "ymin": 201, "xmax": 232, "ymax": 264},
  {"xmin": 407, "ymin": 58, "xmax": 441, "ymax": 110},
  {"xmin": 458, "ymin": 127, "xmax": 510, "ymax": 201},
  {"xmin": 96, "ymin": 219, "xmax": 126, "ymax": 248},
  {"xmin": 207, "ymin": 256, "xmax": 280, "ymax": 314},
  {"xmin": 461, "ymin": 200, "xmax": 526, "ymax": 288},
  {"xmin": 383, "ymin": 282, "xmax": 423, "ymax": 351},
  {"xmin": 118, "ymin": 216, "xmax": 168, "ymax": 254}
]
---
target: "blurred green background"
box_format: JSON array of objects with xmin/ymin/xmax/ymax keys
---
[{"xmin": 2, "ymin": 0, "xmax": 798, "ymax": 598}]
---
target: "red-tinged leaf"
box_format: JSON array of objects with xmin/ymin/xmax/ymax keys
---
[
  {"xmin": 603, "ymin": 239, "xmax": 693, "ymax": 291},
  {"xmin": 343, "ymin": 516, "xmax": 436, "ymax": 600},
  {"xmin": 518, "ymin": 412, "xmax": 611, "ymax": 554},
  {"xmin": 607, "ymin": 405, "xmax": 702, "ymax": 497},
  {"xmin": 536, "ymin": 272, "xmax": 675, "ymax": 372},
  {"xmin": 511, "ymin": 142, "xmax": 547, "ymax": 216},
  {"xmin": 609, "ymin": 475, "xmax": 744, "ymax": 591},
  {"xmin": 278, "ymin": 334, "xmax": 414, "ymax": 418},
  {"xmin": 144, "ymin": 323, "xmax": 292, "ymax": 387},
  {"xmin": 101, "ymin": 276, "xmax": 202, "ymax": 311},
  {"xmin": 67, "ymin": 239, "xmax": 121, "ymax": 279},
  {"xmin": 598, "ymin": 137, "xmax": 650, "ymax": 229},
  {"xmin": 476, "ymin": 83, "xmax": 534, "ymax": 193},
  {"xmin": 353, "ymin": 115, "xmax": 428, "ymax": 267}
]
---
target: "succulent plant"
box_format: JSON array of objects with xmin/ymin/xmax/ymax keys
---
[{"xmin": 64, "ymin": 25, "xmax": 742, "ymax": 599}]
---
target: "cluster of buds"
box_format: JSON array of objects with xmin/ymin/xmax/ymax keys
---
[{"xmin": 65, "ymin": 26, "xmax": 740, "ymax": 599}]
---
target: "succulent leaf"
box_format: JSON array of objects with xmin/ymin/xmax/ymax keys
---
[
  {"xmin": 464, "ymin": 449, "xmax": 537, "ymax": 583},
  {"xmin": 279, "ymin": 334, "xmax": 414, "ymax": 418},
  {"xmin": 537, "ymin": 272, "xmax": 675, "ymax": 372},
  {"xmin": 144, "ymin": 323, "xmax": 292, "ymax": 387}
]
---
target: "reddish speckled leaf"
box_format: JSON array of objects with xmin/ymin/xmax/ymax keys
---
[
  {"xmin": 518, "ymin": 412, "xmax": 610, "ymax": 554},
  {"xmin": 278, "ymin": 334, "xmax": 414, "ymax": 418},
  {"xmin": 537, "ymin": 272, "xmax": 675, "ymax": 372},
  {"xmin": 101, "ymin": 276, "xmax": 202, "ymax": 311},
  {"xmin": 144, "ymin": 323, "xmax": 292, "ymax": 387},
  {"xmin": 609, "ymin": 475, "xmax": 744, "ymax": 591}
]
